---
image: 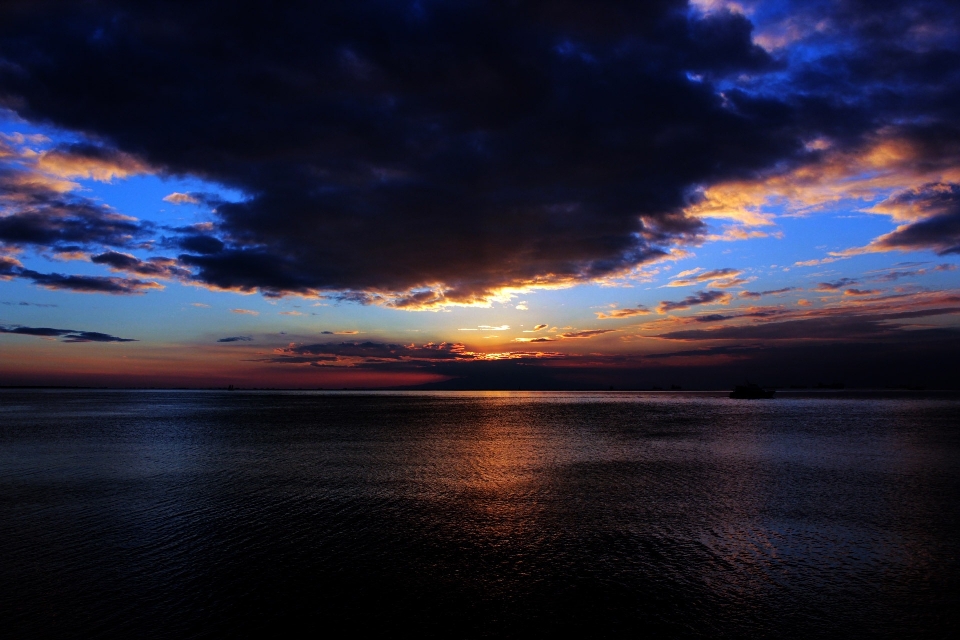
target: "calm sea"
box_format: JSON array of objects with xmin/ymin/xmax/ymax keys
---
[{"xmin": 1, "ymin": 390, "xmax": 958, "ymax": 638}]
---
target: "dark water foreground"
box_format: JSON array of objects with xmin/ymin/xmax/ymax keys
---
[{"xmin": 1, "ymin": 390, "xmax": 958, "ymax": 638}]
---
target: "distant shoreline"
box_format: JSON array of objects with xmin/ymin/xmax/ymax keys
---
[{"xmin": 2, "ymin": 386, "xmax": 957, "ymax": 392}]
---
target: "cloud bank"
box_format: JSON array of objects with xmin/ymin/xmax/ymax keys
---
[{"xmin": 3, "ymin": 0, "xmax": 930, "ymax": 306}]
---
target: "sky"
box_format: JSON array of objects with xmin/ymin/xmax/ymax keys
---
[{"xmin": 1, "ymin": 0, "xmax": 959, "ymax": 389}]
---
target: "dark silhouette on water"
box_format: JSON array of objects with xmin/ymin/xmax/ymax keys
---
[{"xmin": 729, "ymin": 383, "xmax": 776, "ymax": 399}]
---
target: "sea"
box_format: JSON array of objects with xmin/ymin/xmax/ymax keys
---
[{"xmin": 1, "ymin": 389, "xmax": 958, "ymax": 638}]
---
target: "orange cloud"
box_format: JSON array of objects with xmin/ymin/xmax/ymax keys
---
[
  {"xmin": 38, "ymin": 147, "xmax": 150, "ymax": 182},
  {"xmin": 514, "ymin": 328, "xmax": 617, "ymax": 342},
  {"xmin": 666, "ymin": 268, "xmax": 748, "ymax": 289},
  {"xmin": 596, "ymin": 307, "xmax": 651, "ymax": 319},
  {"xmin": 0, "ymin": 254, "xmax": 24, "ymax": 278},
  {"xmin": 163, "ymin": 192, "xmax": 200, "ymax": 205},
  {"xmin": 685, "ymin": 129, "xmax": 960, "ymax": 232}
]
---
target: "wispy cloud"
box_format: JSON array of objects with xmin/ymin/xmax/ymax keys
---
[
  {"xmin": 666, "ymin": 268, "xmax": 743, "ymax": 288},
  {"xmin": 16, "ymin": 269, "xmax": 163, "ymax": 294},
  {"xmin": 739, "ymin": 287, "xmax": 797, "ymax": 299},
  {"xmin": 596, "ymin": 306, "xmax": 651, "ymax": 319},
  {"xmin": 515, "ymin": 328, "xmax": 617, "ymax": 342},
  {"xmin": 0, "ymin": 325, "xmax": 137, "ymax": 342},
  {"xmin": 815, "ymin": 278, "xmax": 858, "ymax": 292},
  {"xmin": 658, "ymin": 290, "xmax": 732, "ymax": 314}
]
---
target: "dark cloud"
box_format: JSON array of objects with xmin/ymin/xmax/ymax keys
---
[
  {"xmin": 656, "ymin": 306, "xmax": 960, "ymax": 341},
  {"xmin": 0, "ymin": 254, "xmax": 22, "ymax": 276},
  {"xmin": 261, "ymin": 341, "xmax": 476, "ymax": 365},
  {"xmin": 872, "ymin": 263, "xmax": 956, "ymax": 282},
  {"xmin": 0, "ymin": 326, "xmax": 64, "ymax": 337},
  {"xmin": 175, "ymin": 235, "xmax": 225, "ymax": 255},
  {"xmin": 0, "ymin": 160, "xmax": 149, "ymax": 251},
  {"xmin": 0, "ymin": 0, "xmax": 821, "ymax": 303},
  {"xmin": 15, "ymin": 268, "xmax": 162, "ymax": 294},
  {"xmin": 658, "ymin": 290, "xmax": 731, "ymax": 313},
  {"xmin": 644, "ymin": 344, "xmax": 764, "ymax": 359},
  {"xmin": 1, "ymin": 301, "xmax": 58, "ymax": 307},
  {"xmin": 218, "ymin": 336, "xmax": 253, "ymax": 343},
  {"xmin": 61, "ymin": 330, "xmax": 138, "ymax": 343},
  {"xmin": 815, "ymin": 278, "xmax": 859, "ymax": 291},
  {"xmin": 739, "ymin": 287, "xmax": 797, "ymax": 299},
  {"xmin": 755, "ymin": 1, "xmax": 959, "ymax": 165},
  {"xmin": 681, "ymin": 308, "xmax": 789, "ymax": 324},
  {"xmin": 780, "ymin": 0, "xmax": 960, "ymax": 122},
  {"xmin": 91, "ymin": 251, "xmax": 191, "ymax": 278},
  {"xmin": 178, "ymin": 249, "xmax": 318, "ymax": 297},
  {"xmin": 870, "ymin": 183, "xmax": 960, "ymax": 255},
  {"xmin": 0, "ymin": 325, "xmax": 136, "ymax": 342},
  {"xmin": 0, "ymin": 1, "xmax": 955, "ymax": 302},
  {"xmin": 0, "ymin": 194, "xmax": 148, "ymax": 251}
]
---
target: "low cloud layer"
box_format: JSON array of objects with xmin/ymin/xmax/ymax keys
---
[
  {"xmin": 0, "ymin": 325, "xmax": 136, "ymax": 342},
  {"xmin": 649, "ymin": 290, "xmax": 960, "ymax": 342}
]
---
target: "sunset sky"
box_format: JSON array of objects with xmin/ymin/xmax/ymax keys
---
[{"xmin": 1, "ymin": 0, "xmax": 959, "ymax": 389}]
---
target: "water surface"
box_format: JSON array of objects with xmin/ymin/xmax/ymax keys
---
[{"xmin": 2, "ymin": 390, "xmax": 958, "ymax": 637}]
